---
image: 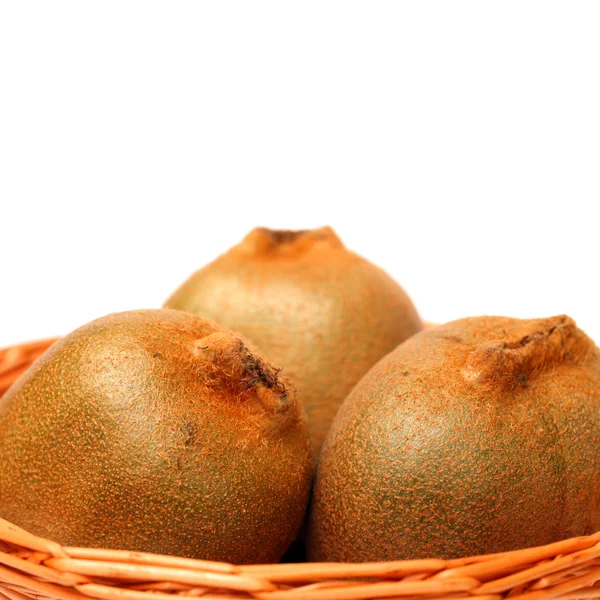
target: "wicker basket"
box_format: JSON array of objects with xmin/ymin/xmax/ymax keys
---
[{"xmin": 1, "ymin": 340, "xmax": 600, "ymax": 600}]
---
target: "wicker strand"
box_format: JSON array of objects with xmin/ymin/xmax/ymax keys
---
[
  {"xmin": 2, "ymin": 339, "xmax": 600, "ymax": 600},
  {"xmin": 0, "ymin": 339, "xmax": 57, "ymax": 398}
]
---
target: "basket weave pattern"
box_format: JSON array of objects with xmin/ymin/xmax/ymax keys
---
[
  {"xmin": 0, "ymin": 339, "xmax": 57, "ymax": 398},
  {"xmin": 1, "ymin": 341, "xmax": 600, "ymax": 600}
]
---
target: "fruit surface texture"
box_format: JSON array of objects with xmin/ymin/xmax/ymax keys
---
[
  {"xmin": 165, "ymin": 227, "xmax": 423, "ymax": 457},
  {"xmin": 0, "ymin": 309, "xmax": 311, "ymax": 563},
  {"xmin": 308, "ymin": 315, "xmax": 600, "ymax": 561}
]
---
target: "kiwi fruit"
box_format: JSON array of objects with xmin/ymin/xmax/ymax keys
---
[
  {"xmin": 308, "ymin": 315, "xmax": 600, "ymax": 561},
  {"xmin": 165, "ymin": 226, "xmax": 423, "ymax": 458},
  {"xmin": 0, "ymin": 309, "xmax": 311, "ymax": 563}
]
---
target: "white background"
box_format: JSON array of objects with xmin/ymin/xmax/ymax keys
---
[{"xmin": 1, "ymin": 2, "xmax": 598, "ymax": 348}]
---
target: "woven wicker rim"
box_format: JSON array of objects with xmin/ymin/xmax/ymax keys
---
[{"xmin": 1, "ymin": 339, "xmax": 600, "ymax": 600}]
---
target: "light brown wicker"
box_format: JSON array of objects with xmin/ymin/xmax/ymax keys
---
[
  {"xmin": 0, "ymin": 339, "xmax": 58, "ymax": 398},
  {"xmin": 1, "ymin": 340, "xmax": 600, "ymax": 600}
]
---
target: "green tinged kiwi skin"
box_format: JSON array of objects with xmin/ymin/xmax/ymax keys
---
[
  {"xmin": 308, "ymin": 315, "xmax": 600, "ymax": 561},
  {"xmin": 0, "ymin": 309, "xmax": 312, "ymax": 563},
  {"xmin": 165, "ymin": 226, "xmax": 423, "ymax": 459}
]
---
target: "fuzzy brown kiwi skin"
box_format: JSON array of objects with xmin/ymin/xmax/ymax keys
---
[
  {"xmin": 308, "ymin": 315, "xmax": 600, "ymax": 561},
  {"xmin": 165, "ymin": 226, "xmax": 423, "ymax": 459},
  {"xmin": 0, "ymin": 309, "xmax": 312, "ymax": 563}
]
